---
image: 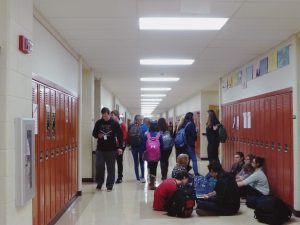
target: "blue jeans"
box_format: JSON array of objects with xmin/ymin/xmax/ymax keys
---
[
  {"xmin": 186, "ymin": 145, "xmax": 199, "ymax": 175},
  {"xmin": 131, "ymin": 147, "xmax": 145, "ymax": 180}
]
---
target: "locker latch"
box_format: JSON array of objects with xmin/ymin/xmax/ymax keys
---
[
  {"xmin": 284, "ymin": 144, "xmax": 288, "ymax": 152},
  {"xmin": 277, "ymin": 143, "xmax": 281, "ymax": 151},
  {"xmin": 271, "ymin": 142, "xmax": 275, "ymax": 150}
]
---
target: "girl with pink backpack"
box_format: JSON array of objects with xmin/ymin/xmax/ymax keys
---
[{"xmin": 143, "ymin": 121, "xmax": 163, "ymax": 190}]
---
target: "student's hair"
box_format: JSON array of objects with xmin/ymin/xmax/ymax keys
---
[
  {"xmin": 208, "ymin": 161, "xmax": 223, "ymax": 173},
  {"xmin": 243, "ymin": 163, "xmax": 255, "ymax": 174},
  {"xmin": 101, "ymin": 107, "xmax": 110, "ymax": 114},
  {"xmin": 184, "ymin": 112, "xmax": 194, "ymax": 122},
  {"xmin": 149, "ymin": 120, "xmax": 159, "ymax": 132},
  {"xmin": 206, "ymin": 109, "xmax": 218, "ymax": 128},
  {"xmin": 176, "ymin": 116, "xmax": 186, "ymax": 132},
  {"xmin": 174, "ymin": 171, "xmax": 189, "ymax": 180},
  {"xmin": 111, "ymin": 110, "xmax": 120, "ymax": 119},
  {"xmin": 143, "ymin": 117, "xmax": 151, "ymax": 127},
  {"xmin": 254, "ymin": 156, "xmax": 265, "ymax": 168},
  {"xmin": 176, "ymin": 154, "xmax": 189, "ymax": 166},
  {"xmin": 236, "ymin": 151, "xmax": 245, "ymax": 160},
  {"xmin": 158, "ymin": 118, "xmax": 168, "ymax": 132},
  {"xmin": 134, "ymin": 115, "xmax": 142, "ymax": 124},
  {"xmin": 246, "ymin": 154, "xmax": 255, "ymax": 162}
]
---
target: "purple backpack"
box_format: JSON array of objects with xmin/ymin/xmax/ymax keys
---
[{"xmin": 145, "ymin": 132, "xmax": 161, "ymax": 162}]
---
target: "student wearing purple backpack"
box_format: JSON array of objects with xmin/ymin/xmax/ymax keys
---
[{"xmin": 143, "ymin": 121, "xmax": 163, "ymax": 190}]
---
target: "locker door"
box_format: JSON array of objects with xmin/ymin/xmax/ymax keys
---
[
  {"xmin": 50, "ymin": 89, "xmax": 56, "ymax": 218},
  {"xmin": 222, "ymin": 106, "xmax": 227, "ymax": 169},
  {"xmin": 241, "ymin": 102, "xmax": 246, "ymax": 154},
  {"xmin": 55, "ymin": 91, "xmax": 61, "ymax": 213},
  {"xmin": 44, "ymin": 87, "xmax": 51, "ymax": 224},
  {"xmin": 72, "ymin": 97, "xmax": 77, "ymax": 195},
  {"xmin": 32, "ymin": 81, "xmax": 39, "ymax": 225},
  {"xmin": 259, "ymin": 98, "xmax": 265, "ymax": 160},
  {"xmin": 68, "ymin": 96, "xmax": 73, "ymax": 199},
  {"xmin": 254, "ymin": 99, "xmax": 260, "ymax": 157},
  {"xmin": 264, "ymin": 97, "xmax": 272, "ymax": 190},
  {"xmin": 60, "ymin": 93, "xmax": 65, "ymax": 207},
  {"xmin": 270, "ymin": 96, "xmax": 277, "ymax": 195},
  {"xmin": 276, "ymin": 94, "xmax": 284, "ymax": 199},
  {"xmin": 64, "ymin": 95, "xmax": 69, "ymax": 203},
  {"xmin": 283, "ymin": 93, "xmax": 293, "ymax": 205},
  {"xmin": 250, "ymin": 100, "xmax": 255, "ymax": 155},
  {"xmin": 246, "ymin": 101, "xmax": 251, "ymax": 156},
  {"xmin": 75, "ymin": 98, "xmax": 78, "ymax": 193},
  {"xmin": 38, "ymin": 84, "xmax": 45, "ymax": 225}
]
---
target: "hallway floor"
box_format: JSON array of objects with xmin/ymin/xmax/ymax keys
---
[{"xmin": 55, "ymin": 150, "xmax": 300, "ymax": 225}]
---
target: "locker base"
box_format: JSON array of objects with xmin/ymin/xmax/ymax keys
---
[
  {"xmin": 200, "ymin": 157, "xmax": 209, "ymax": 161},
  {"xmin": 82, "ymin": 178, "xmax": 94, "ymax": 183}
]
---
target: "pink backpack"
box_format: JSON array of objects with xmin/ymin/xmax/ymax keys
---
[{"xmin": 145, "ymin": 132, "xmax": 161, "ymax": 162}]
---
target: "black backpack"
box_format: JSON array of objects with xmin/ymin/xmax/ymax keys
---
[
  {"xmin": 218, "ymin": 124, "xmax": 228, "ymax": 143},
  {"xmin": 161, "ymin": 131, "xmax": 174, "ymax": 150},
  {"xmin": 254, "ymin": 196, "xmax": 292, "ymax": 225},
  {"xmin": 165, "ymin": 188, "xmax": 195, "ymax": 218},
  {"xmin": 128, "ymin": 124, "xmax": 143, "ymax": 147}
]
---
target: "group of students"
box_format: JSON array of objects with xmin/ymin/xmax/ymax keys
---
[{"xmin": 153, "ymin": 151, "xmax": 270, "ymax": 217}]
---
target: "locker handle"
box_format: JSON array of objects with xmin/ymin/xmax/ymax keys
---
[
  {"xmin": 61, "ymin": 149, "xmax": 64, "ymax": 155},
  {"xmin": 284, "ymin": 144, "xmax": 288, "ymax": 152},
  {"xmin": 40, "ymin": 152, "xmax": 44, "ymax": 161},
  {"xmin": 56, "ymin": 149, "xmax": 59, "ymax": 156},
  {"xmin": 260, "ymin": 141, "xmax": 264, "ymax": 148},
  {"xmin": 45, "ymin": 150, "xmax": 49, "ymax": 160},
  {"xmin": 265, "ymin": 143, "xmax": 269, "ymax": 149},
  {"xmin": 271, "ymin": 142, "xmax": 275, "ymax": 150},
  {"xmin": 277, "ymin": 143, "xmax": 281, "ymax": 152},
  {"xmin": 51, "ymin": 149, "xmax": 55, "ymax": 158}
]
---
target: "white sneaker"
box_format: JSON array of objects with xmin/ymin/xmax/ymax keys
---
[{"xmin": 140, "ymin": 178, "xmax": 146, "ymax": 183}]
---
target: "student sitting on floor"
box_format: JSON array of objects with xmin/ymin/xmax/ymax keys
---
[
  {"xmin": 153, "ymin": 171, "xmax": 189, "ymax": 211},
  {"xmin": 196, "ymin": 161, "xmax": 240, "ymax": 216},
  {"xmin": 230, "ymin": 151, "xmax": 245, "ymax": 176},
  {"xmin": 171, "ymin": 153, "xmax": 191, "ymax": 178},
  {"xmin": 237, "ymin": 156, "xmax": 270, "ymax": 197},
  {"xmin": 236, "ymin": 154, "xmax": 255, "ymax": 180}
]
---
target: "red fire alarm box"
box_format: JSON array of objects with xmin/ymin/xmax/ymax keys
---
[{"xmin": 19, "ymin": 35, "xmax": 33, "ymax": 54}]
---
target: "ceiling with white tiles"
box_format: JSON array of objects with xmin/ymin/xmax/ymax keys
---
[{"xmin": 33, "ymin": 0, "xmax": 300, "ymax": 114}]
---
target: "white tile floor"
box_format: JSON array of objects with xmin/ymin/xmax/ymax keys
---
[{"xmin": 56, "ymin": 149, "xmax": 300, "ymax": 225}]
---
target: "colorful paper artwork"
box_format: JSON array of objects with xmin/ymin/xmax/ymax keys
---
[
  {"xmin": 246, "ymin": 65, "xmax": 253, "ymax": 81},
  {"xmin": 237, "ymin": 70, "xmax": 243, "ymax": 85},
  {"xmin": 232, "ymin": 73, "xmax": 238, "ymax": 87},
  {"xmin": 260, "ymin": 57, "xmax": 268, "ymax": 75},
  {"xmin": 278, "ymin": 46, "xmax": 289, "ymax": 68},
  {"xmin": 268, "ymin": 51, "xmax": 277, "ymax": 72},
  {"xmin": 253, "ymin": 60, "xmax": 260, "ymax": 78}
]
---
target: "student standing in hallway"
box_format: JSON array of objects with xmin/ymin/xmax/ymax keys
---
[
  {"xmin": 111, "ymin": 110, "xmax": 127, "ymax": 184},
  {"xmin": 184, "ymin": 112, "xmax": 199, "ymax": 175},
  {"xmin": 92, "ymin": 107, "xmax": 123, "ymax": 191},
  {"xmin": 205, "ymin": 110, "xmax": 221, "ymax": 163}
]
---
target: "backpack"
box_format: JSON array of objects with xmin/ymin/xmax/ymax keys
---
[
  {"xmin": 194, "ymin": 175, "xmax": 214, "ymax": 198},
  {"xmin": 174, "ymin": 122, "xmax": 190, "ymax": 148},
  {"xmin": 145, "ymin": 132, "xmax": 161, "ymax": 162},
  {"xmin": 128, "ymin": 124, "xmax": 143, "ymax": 147},
  {"xmin": 161, "ymin": 131, "xmax": 174, "ymax": 150},
  {"xmin": 254, "ymin": 196, "xmax": 292, "ymax": 225},
  {"xmin": 165, "ymin": 188, "xmax": 195, "ymax": 218},
  {"xmin": 218, "ymin": 124, "xmax": 228, "ymax": 143}
]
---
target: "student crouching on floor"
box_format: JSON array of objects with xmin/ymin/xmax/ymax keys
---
[
  {"xmin": 196, "ymin": 161, "xmax": 240, "ymax": 216},
  {"xmin": 153, "ymin": 171, "xmax": 189, "ymax": 211}
]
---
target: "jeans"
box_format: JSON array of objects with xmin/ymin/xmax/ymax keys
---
[
  {"xmin": 197, "ymin": 199, "xmax": 239, "ymax": 216},
  {"xmin": 239, "ymin": 185, "xmax": 264, "ymax": 198},
  {"xmin": 186, "ymin": 145, "xmax": 199, "ymax": 175},
  {"xmin": 160, "ymin": 148, "xmax": 172, "ymax": 178},
  {"xmin": 131, "ymin": 147, "xmax": 145, "ymax": 180},
  {"xmin": 116, "ymin": 148, "xmax": 125, "ymax": 179},
  {"xmin": 95, "ymin": 151, "xmax": 116, "ymax": 188}
]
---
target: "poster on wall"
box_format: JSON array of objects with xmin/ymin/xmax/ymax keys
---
[
  {"xmin": 232, "ymin": 73, "xmax": 238, "ymax": 87},
  {"xmin": 268, "ymin": 51, "xmax": 277, "ymax": 72},
  {"xmin": 253, "ymin": 60, "xmax": 260, "ymax": 78},
  {"xmin": 222, "ymin": 78, "xmax": 228, "ymax": 90},
  {"xmin": 278, "ymin": 46, "xmax": 290, "ymax": 68},
  {"xmin": 246, "ymin": 65, "xmax": 253, "ymax": 81},
  {"xmin": 227, "ymin": 75, "xmax": 233, "ymax": 88},
  {"xmin": 259, "ymin": 57, "xmax": 268, "ymax": 75},
  {"xmin": 242, "ymin": 69, "xmax": 247, "ymax": 89},
  {"xmin": 237, "ymin": 70, "xmax": 243, "ymax": 85}
]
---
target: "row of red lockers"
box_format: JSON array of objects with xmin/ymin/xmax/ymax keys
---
[
  {"xmin": 32, "ymin": 80, "xmax": 79, "ymax": 225},
  {"xmin": 221, "ymin": 88, "xmax": 293, "ymax": 206}
]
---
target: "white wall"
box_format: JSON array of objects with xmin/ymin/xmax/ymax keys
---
[
  {"xmin": 101, "ymin": 83, "xmax": 114, "ymax": 110},
  {"xmin": 32, "ymin": 18, "xmax": 79, "ymax": 96},
  {"xmin": 222, "ymin": 39, "xmax": 294, "ymax": 104},
  {"xmin": 81, "ymin": 70, "xmax": 94, "ymax": 178},
  {"xmin": 175, "ymin": 93, "xmax": 201, "ymax": 116}
]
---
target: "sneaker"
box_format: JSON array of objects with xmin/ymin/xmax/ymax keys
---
[
  {"xmin": 96, "ymin": 184, "xmax": 102, "ymax": 190},
  {"xmin": 115, "ymin": 178, "xmax": 122, "ymax": 184},
  {"xmin": 140, "ymin": 178, "xmax": 146, "ymax": 183},
  {"xmin": 107, "ymin": 187, "xmax": 113, "ymax": 192}
]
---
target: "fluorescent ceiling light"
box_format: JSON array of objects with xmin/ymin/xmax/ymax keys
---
[
  {"xmin": 141, "ymin": 98, "xmax": 162, "ymax": 101},
  {"xmin": 140, "ymin": 59, "xmax": 194, "ymax": 66},
  {"xmin": 141, "ymin": 94, "xmax": 166, "ymax": 97},
  {"xmin": 141, "ymin": 87, "xmax": 171, "ymax": 91},
  {"xmin": 139, "ymin": 17, "xmax": 228, "ymax": 30},
  {"xmin": 141, "ymin": 77, "xmax": 180, "ymax": 82}
]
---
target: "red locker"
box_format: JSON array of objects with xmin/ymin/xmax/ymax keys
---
[
  {"xmin": 44, "ymin": 87, "xmax": 51, "ymax": 224},
  {"xmin": 276, "ymin": 94, "xmax": 284, "ymax": 200},
  {"xmin": 64, "ymin": 95, "xmax": 69, "ymax": 203},
  {"xmin": 259, "ymin": 98, "xmax": 265, "ymax": 159},
  {"xmin": 38, "ymin": 84, "xmax": 45, "ymax": 225},
  {"xmin": 270, "ymin": 95, "xmax": 277, "ymax": 195},
  {"xmin": 50, "ymin": 89, "xmax": 56, "ymax": 218},
  {"xmin": 246, "ymin": 101, "xmax": 251, "ymax": 156},
  {"xmin": 68, "ymin": 96, "xmax": 73, "ymax": 199},
  {"xmin": 264, "ymin": 97, "xmax": 272, "ymax": 190},
  {"xmin": 55, "ymin": 90, "xmax": 61, "ymax": 213},
  {"xmin": 32, "ymin": 82, "xmax": 39, "ymax": 225},
  {"xmin": 241, "ymin": 102, "xmax": 246, "ymax": 154},
  {"xmin": 60, "ymin": 93, "xmax": 65, "ymax": 208},
  {"xmin": 283, "ymin": 93, "xmax": 293, "ymax": 205},
  {"xmin": 254, "ymin": 99, "xmax": 260, "ymax": 157}
]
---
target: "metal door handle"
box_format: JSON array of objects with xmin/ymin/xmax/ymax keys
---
[
  {"xmin": 277, "ymin": 143, "xmax": 281, "ymax": 151},
  {"xmin": 284, "ymin": 144, "xmax": 288, "ymax": 152}
]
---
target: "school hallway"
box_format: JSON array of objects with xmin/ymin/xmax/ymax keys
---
[{"xmin": 55, "ymin": 150, "xmax": 299, "ymax": 225}]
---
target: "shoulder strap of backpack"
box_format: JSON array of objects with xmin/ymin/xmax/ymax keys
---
[
  {"xmin": 146, "ymin": 132, "xmax": 150, "ymax": 139},
  {"xmin": 155, "ymin": 132, "xmax": 160, "ymax": 140}
]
